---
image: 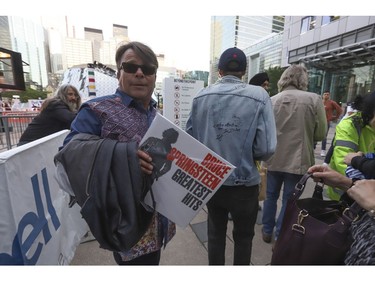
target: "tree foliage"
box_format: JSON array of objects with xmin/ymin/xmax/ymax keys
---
[
  {"xmin": 265, "ymin": 66, "xmax": 285, "ymax": 97},
  {"xmin": 0, "ymin": 87, "xmax": 50, "ymax": 103}
]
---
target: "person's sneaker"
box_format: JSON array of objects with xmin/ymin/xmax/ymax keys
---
[
  {"xmin": 320, "ymin": 150, "xmax": 326, "ymax": 157},
  {"xmin": 262, "ymin": 228, "xmax": 272, "ymax": 243}
]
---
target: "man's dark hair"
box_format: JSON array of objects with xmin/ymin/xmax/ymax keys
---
[
  {"xmin": 249, "ymin": 72, "xmax": 269, "ymax": 86},
  {"xmin": 162, "ymin": 128, "xmax": 179, "ymax": 144},
  {"xmin": 352, "ymin": 91, "xmax": 375, "ymax": 126}
]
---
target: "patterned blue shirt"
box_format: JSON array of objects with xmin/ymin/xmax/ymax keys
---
[{"xmin": 63, "ymin": 88, "xmax": 176, "ymax": 261}]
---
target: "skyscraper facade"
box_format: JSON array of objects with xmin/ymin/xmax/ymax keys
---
[
  {"xmin": 243, "ymin": 32, "xmax": 283, "ymax": 84},
  {"xmin": 209, "ymin": 16, "xmax": 284, "ymax": 84},
  {"xmin": 84, "ymin": 27, "xmax": 103, "ymax": 63},
  {"xmin": 0, "ymin": 16, "xmax": 49, "ymax": 89},
  {"xmin": 283, "ymin": 16, "xmax": 375, "ymax": 103}
]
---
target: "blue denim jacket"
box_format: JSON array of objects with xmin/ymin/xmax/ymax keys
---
[{"xmin": 186, "ymin": 75, "xmax": 277, "ymax": 187}]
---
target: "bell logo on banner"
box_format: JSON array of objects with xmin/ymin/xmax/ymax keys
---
[{"xmin": 0, "ymin": 168, "xmax": 60, "ymax": 265}]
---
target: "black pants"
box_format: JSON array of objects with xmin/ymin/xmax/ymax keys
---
[
  {"xmin": 113, "ymin": 250, "xmax": 161, "ymax": 265},
  {"xmin": 207, "ymin": 185, "xmax": 259, "ymax": 265}
]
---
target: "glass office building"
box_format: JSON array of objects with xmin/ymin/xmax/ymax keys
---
[
  {"xmin": 282, "ymin": 16, "xmax": 375, "ymax": 104},
  {"xmin": 243, "ymin": 32, "xmax": 283, "ymax": 84},
  {"xmin": 210, "ymin": 16, "xmax": 284, "ymax": 84},
  {"xmin": 0, "ymin": 16, "xmax": 48, "ymax": 89}
]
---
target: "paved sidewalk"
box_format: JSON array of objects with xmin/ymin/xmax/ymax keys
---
[
  {"xmin": 70, "ymin": 206, "xmax": 274, "ymax": 265},
  {"xmin": 70, "ymin": 127, "xmax": 334, "ymax": 266}
]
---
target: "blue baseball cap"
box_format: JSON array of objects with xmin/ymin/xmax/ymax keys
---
[{"xmin": 218, "ymin": 47, "xmax": 247, "ymax": 72}]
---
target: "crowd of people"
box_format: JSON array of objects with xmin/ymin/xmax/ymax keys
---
[
  {"xmin": 7, "ymin": 41, "xmax": 375, "ymax": 266},
  {"xmin": 1, "ymin": 101, "xmax": 11, "ymax": 111}
]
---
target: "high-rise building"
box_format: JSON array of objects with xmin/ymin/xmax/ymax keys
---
[
  {"xmin": 63, "ymin": 37, "xmax": 93, "ymax": 68},
  {"xmin": 112, "ymin": 24, "xmax": 128, "ymax": 38},
  {"xmin": 48, "ymin": 27, "xmax": 64, "ymax": 73},
  {"xmin": 243, "ymin": 32, "xmax": 283, "ymax": 84},
  {"xmin": 209, "ymin": 16, "xmax": 285, "ymax": 84},
  {"xmin": 84, "ymin": 27, "xmax": 103, "ymax": 63},
  {"xmin": 0, "ymin": 16, "xmax": 49, "ymax": 89},
  {"xmin": 283, "ymin": 16, "xmax": 375, "ymax": 103},
  {"xmin": 100, "ymin": 24, "xmax": 130, "ymax": 67},
  {"xmin": 42, "ymin": 18, "xmax": 131, "ymax": 77}
]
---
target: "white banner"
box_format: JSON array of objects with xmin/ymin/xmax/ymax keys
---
[
  {"xmin": 60, "ymin": 67, "xmax": 119, "ymax": 102},
  {"xmin": 0, "ymin": 130, "xmax": 88, "ymax": 265}
]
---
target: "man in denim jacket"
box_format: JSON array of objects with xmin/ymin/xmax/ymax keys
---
[{"xmin": 186, "ymin": 47, "xmax": 277, "ymax": 265}]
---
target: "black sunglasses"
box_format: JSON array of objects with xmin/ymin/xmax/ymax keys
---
[{"xmin": 121, "ymin": 62, "xmax": 156, "ymax": 75}]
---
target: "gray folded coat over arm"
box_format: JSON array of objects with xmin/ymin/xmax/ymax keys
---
[{"xmin": 54, "ymin": 133, "xmax": 154, "ymax": 252}]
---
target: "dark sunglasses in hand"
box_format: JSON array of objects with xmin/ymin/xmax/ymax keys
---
[{"xmin": 121, "ymin": 62, "xmax": 156, "ymax": 75}]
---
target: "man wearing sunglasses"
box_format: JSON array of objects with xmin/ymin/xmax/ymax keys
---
[{"xmin": 60, "ymin": 41, "xmax": 176, "ymax": 265}]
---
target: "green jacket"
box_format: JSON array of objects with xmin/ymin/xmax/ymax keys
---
[{"xmin": 327, "ymin": 112, "xmax": 375, "ymax": 200}]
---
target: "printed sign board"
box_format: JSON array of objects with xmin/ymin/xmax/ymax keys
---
[
  {"xmin": 139, "ymin": 113, "xmax": 235, "ymax": 228},
  {"xmin": 162, "ymin": 78, "xmax": 204, "ymax": 130}
]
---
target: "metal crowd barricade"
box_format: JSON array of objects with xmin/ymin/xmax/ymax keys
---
[{"xmin": 0, "ymin": 111, "xmax": 39, "ymax": 151}]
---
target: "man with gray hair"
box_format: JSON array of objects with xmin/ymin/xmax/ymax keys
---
[
  {"xmin": 18, "ymin": 84, "xmax": 81, "ymax": 145},
  {"xmin": 261, "ymin": 64, "xmax": 327, "ymax": 244}
]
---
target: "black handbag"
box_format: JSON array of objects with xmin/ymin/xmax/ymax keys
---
[{"xmin": 271, "ymin": 173, "xmax": 361, "ymax": 265}]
